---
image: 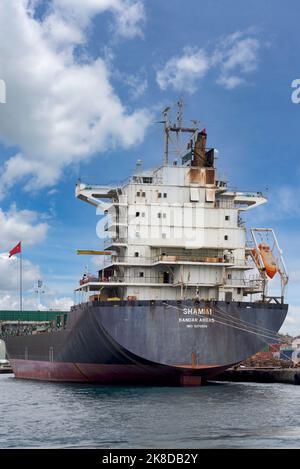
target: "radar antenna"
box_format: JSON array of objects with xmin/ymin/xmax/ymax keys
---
[{"xmin": 162, "ymin": 100, "xmax": 199, "ymax": 165}]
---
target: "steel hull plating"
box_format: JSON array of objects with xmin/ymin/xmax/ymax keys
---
[{"xmin": 5, "ymin": 300, "xmax": 288, "ymax": 385}]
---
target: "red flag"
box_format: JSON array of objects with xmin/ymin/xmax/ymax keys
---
[{"xmin": 9, "ymin": 242, "xmax": 21, "ymax": 258}]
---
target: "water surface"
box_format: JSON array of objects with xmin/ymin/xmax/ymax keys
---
[{"xmin": 1, "ymin": 374, "xmax": 300, "ymax": 448}]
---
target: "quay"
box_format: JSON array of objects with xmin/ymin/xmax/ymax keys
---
[{"xmin": 214, "ymin": 367, "xmax": 300, "ymax": 385}]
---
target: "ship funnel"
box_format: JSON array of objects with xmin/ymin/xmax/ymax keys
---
[{"xmin": 193, "ymin": 129, "xmax": 207, "ymax": 167}]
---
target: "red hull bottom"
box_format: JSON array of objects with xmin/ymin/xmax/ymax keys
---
[{"xmin": 10, "ymin": 359, "xmax": 229, "ymax": 386}]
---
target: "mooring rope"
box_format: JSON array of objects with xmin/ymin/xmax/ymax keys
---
[{"xmin": 163, "ymin": 302, "xmax": 286, "ymax": 344}]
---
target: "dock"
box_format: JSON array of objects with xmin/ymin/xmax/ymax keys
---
[{"xmin": 214, "ymin": 367, "xmax": 300, "ymax": 385}]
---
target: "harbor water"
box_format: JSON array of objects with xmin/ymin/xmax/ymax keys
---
[{"xmin": 1, "ymin": 374, "xmax": 300, "ymax": 448}]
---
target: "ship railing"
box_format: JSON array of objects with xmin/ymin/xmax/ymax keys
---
[
  {"xmin": 154, "ymin": 255, "xmax": 249, "ymax": 266},
  {"xmin": 103, "ymin": 237, "xmax": 127, "ymax": 247},
  {"xmin": 155, "ymin": 254, "xmax": 226, "ymax": 263},
  {"xmin": 215, "ymin": 199, "xmax": 235, "ymax": 209},
  {"xmin": 79, "ymin": 276, "xmax": 99, "ymax": 285},
  {"xmin": 102, "ymin": 255, "xmax": 249, "ymax": 267},
  {"xmin": 103, "ymin": 173, "xmax": 163, "ymax": 188},
  {"xmin": 226, "ymin": 188, "xmax": 264, "ymax": 197},
  {"xmin": 131, "ymin": 175, "xmax": 163, "ymax": 185},
  {"xmin": 110, "ymin": 256, "xmax": 153, "ymax": 265},
  {"xmin": 225, "ymin": 258, "xmax": 250, "ymax": 267},
  {"xmin": 81, "ymin": 183, "xmax": 117, "ymax": 191},
  {"xmin": 98, "ymin": 276, "xmax": 170, "ymax": 284},
  {"xmin": 215, "ymin": 191, "xmax": 264, "ymax": 209},
  {"xmin": 92, "ymin": 276, "xmax": 223, "ymax": 286},
  {"xmin": 225, "ymin": 276, "xmax": 263, "ymax": 289},
  {"xmin": 108, "ymin": 255, "xmax": 228, "ymax": 264},
  {"xmin": 227, "ymin": 273, "xmax": 262, "ymax": 281}
]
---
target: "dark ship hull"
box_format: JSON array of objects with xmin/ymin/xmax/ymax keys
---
[{"xmin": 5, "ymin": 300, "xmax": 288, "ymax": 385}]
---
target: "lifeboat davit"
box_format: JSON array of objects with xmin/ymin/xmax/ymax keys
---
[
  {"xmin": 251, "ymin": 247, "xmax": 262, "ymax": 270},
  {"xmin": 258, "ymin": 243, "xmax": 278, "ymax": 279}
]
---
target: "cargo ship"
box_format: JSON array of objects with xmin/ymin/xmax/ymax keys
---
[{"xmin": 5, "ymin": 102, "xmax": 289, "ymax": 385}]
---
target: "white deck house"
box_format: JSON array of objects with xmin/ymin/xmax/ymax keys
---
[
  {"xmin": 75, "ymin": 101, "xmax": 288, "ymax": 303},
  {"xmin": 75, "ymin": 147, "xmax": 267, "ymax": 302}
]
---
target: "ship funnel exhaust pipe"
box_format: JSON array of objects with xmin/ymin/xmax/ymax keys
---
[{"xmin": 193, "ymin": 129, "xmax": 207, "ymax": 167}]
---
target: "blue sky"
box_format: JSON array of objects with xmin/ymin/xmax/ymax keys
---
[{"xmin": 0, "ymin": 0, "xmax": 299, "ymax": 333}]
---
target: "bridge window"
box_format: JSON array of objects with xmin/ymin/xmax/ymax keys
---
[{"xmin": 163, "ymin": 271, "xmax": 170, "ymax": 283}]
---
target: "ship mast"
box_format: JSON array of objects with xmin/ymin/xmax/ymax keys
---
[
  {"xmin": 163, "ymin": 106, "xmax": 170, "ymax": 165},
  {"xmin": 162, "ymin": 100, "xmax": 198, "ymax": 165}
]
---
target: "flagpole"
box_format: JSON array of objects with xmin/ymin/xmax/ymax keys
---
[
  {"xmin": 20, "ymin": 247, "xmax": 22, "ymax": 312},
  {"xmin": 8, "ymin": 242, "xmax": 22, "ymax": 311}
]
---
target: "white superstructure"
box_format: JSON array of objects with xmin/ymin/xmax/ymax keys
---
[{"xmin": 75, "ymin": 103, "xmax": 287, "ymax": 303}]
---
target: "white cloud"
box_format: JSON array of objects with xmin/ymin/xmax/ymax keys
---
[
  {"xmin": 0, "ymin": 253, "xmax": 40, "ymax": 292},
  {"xmin": 118, "ymin": 71, "xmax": 148, "ymax": 99},
  {"xmin": 156, "ymin": 31, "xmax": 261, "ymax": 93},
  {"xmin": 280, "ymin": 306, "xmax": 300, "ymax": 336},
  {"xmin": 49, "ymin": 296, "xmax": 73, "ymax": 311},
  {"xmin": 44, "ymin": 0, "xmax": 146, "ymax": 45},
  {"xmin": 0, "ymin": 204, "xmax": 50, "ymax": 307},
  {"xmin": 0, "ymin": 204, "xmax": 48, "ymax": 249},
  {"xmin": 275, "ymin": 186, "xmax": 300, "ymax": 218},
  {"xmin": 111, "ymin": 0, "xmax": 145, "ymax": 39},
  {"xmin": 0, "ymin": 0, "xmax": 150, "ymax": 196},
  {"xmin": 0, "ymin": 252, "xmax": 73, "ymax": 311},
  {"xmin": 0, "ymin": 291, "xmax": 73, "ymax": 311},
  {"xmin": 156, "ymin": 47, "xmax": 210, "ymax": 94},
  {"xmin": 0, "ymin": 294, "xmax": 37, "ymax": 310},
  {"xmin": 290, "ymin": 271, "xmax": 300, "ymax": 282},
  {"xmin": 216, "ymin": 75, "xmax": 245, "ymax": 90},
  {"xmin": 246, "ymin": 186, "xmax": 300, "ymax": 225},
  {"xmin": 215, "ymin": 32, "xmax": 261, "ymax": 89}
]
